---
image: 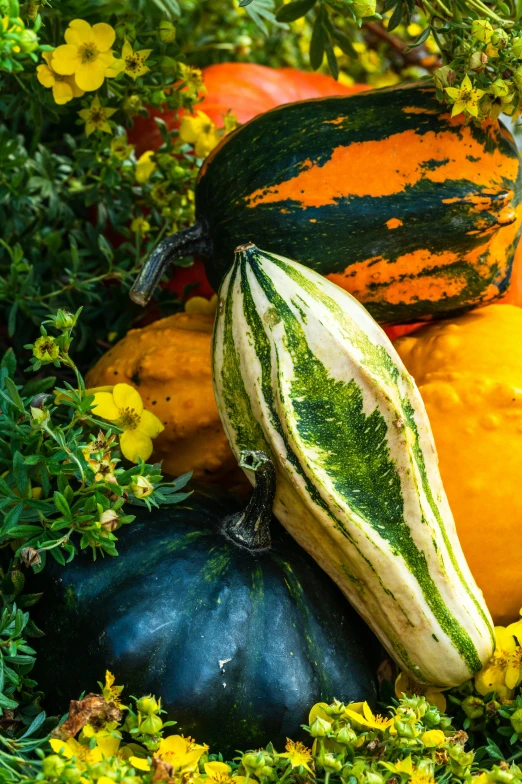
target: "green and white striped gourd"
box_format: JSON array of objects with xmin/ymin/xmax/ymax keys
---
[{"xmin": 212, "ymin": 243, "xmax": 494, "ymax": 688}]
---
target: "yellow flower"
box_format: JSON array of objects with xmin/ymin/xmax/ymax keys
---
[
  {"xmin": 278, "ymin": 740, "xmax": 313, "ymax": 772},
  {"xmin": 421, "ymin": 730, "xmax": 446, "ymax": 747},
  {"xmin": 195, "ymin": 762, "xmax": 248, "ymax": 784},
  {"xmin": 111, "ymin": 136, "xmax": 134, "ymax": 160},
  {"xmin": 50, "ymin": 737, "xmax": 104, "ymax": 765},
  {"xmin": 36, "ymin": 51, "xmax": 85, "ymax": 104},
  {"xmin": 381, "ymin": 755, "xmax": 414, "ymax": 775},
  {"xmin": 475, "ymin": 620, "xmax": 522, "ymax": 698},
  {"xmin": 133, "ymin": 735, "xmax": 208, "ymax": 773},
  {"xmin": 179, "ymin": 111, "xmax": 221, "ymax": 158},
  {"xmin": 179, "ymin": 63, "xmax": 204, "ymax": 99},
  {"xmin": 33, "ymin": 335, "xmax": 59, "ymax": 362},
  {"xmin": 88, "ymin": 452, "xmax": 117, "ymax": 483},
  {"xmin": 52, "ymin": 19, "xmax": 117, "ymax": 91},
  {"xmin": 445, "ymin": 75, "xmax": 485, "ymax": 118},
  {"xmin": 90, "ymin": 383, "xmax": 164, "ymax": 463},
  {"xmin": 135, "ymin": 150, "xmax": 157, "ymax": 184},
  {"xmin": 131, "ymin": 216, "xmax": 151, "ymax": 236},
  {"xmin": 395, "ymin": 672, "xmax": 447, "ymax": 713},
  {"xmin": 80, "ymin": 724, "xmax": 121, "ymax": 758},
  {"xmin": 344, "ymin": 701, "xmax": 393, "ymax": 731},
  {"xmin": 410, "ymin": 771, "xmax": 436, "ymax": 784},
  {"xmin": 78, "ymin": 95, "xmax": 117, "ymax": 136},
  {"xmin": 121, "ymin": 39, "xmax": 151, "ymax": 79}
]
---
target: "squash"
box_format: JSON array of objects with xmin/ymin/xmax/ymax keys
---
[
  {"xmin": 33, "ymin": 453, "xmax": 379, "ymax": 755},
  {"xmin": 212, "ymin": 243, "xmax": 494, "ymax": 688},
  {"xmin": 131, "ymin": 82, "xmax": 522, "ymax": 326},
  {"xmin": 394, "ymin": 304, "xmax": 522, "ymax": 626},
  {"xmin": 85, "ymin": 312, "xmax": 237, "ymax": 483},
  {"xmin": 128, "ymin": 62, "xmax": 369, "ymax": 155}
]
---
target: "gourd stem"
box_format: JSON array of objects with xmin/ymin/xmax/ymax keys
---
[
  {"xmin": 223, "ymin": 451, "xmax": 275, "ymax": 551},
  {"xmin": 129, "ymin": 220, "xmax": 211, "ymax": 307}
]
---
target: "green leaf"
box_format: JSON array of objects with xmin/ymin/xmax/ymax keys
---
[
  {"xmin": 53, "ymin": 491, "xmax": 71, "ymax": 519},
  {"xmin": 310, "ymin": 9, "xmax": 326, "ymax": 70},
  {"xmin": 333, "ymin": 29, "xmax": 357, "ymax": 57},
  {"xmin": 387, "ymin": 0, "xmax": 403, "ymax": 31},
  {"xmin": 7, "ymin": 302, "xmax": 17, "ymax": 338},
  {"xmin": 0, "ymin": 692, "xmax": 19, "ymax": 710},
  {"xmin": 276, "ymin": 0, "xmax": 316, "ymax": 22},
  {"xmin": 325, "ymin": 38, "xmax": 339, "ymax": 79},
  {"xmin": 13, "ymin": 451, "xmax": 27, "ymax": 495},
  {"xmin": 1, "ymin": 348, "xmax": 16, "ymax": 380},
  {"xmin": 4, "ymin": 377, "xmax": 25, "ymax": 413}
]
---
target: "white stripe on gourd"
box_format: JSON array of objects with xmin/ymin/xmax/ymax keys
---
[{"xmin": 212, "ymin": 243, "xmax": 494, "ymax": 688}]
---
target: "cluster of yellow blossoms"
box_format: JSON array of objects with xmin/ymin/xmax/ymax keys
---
[{"xmin": 36, "ymin": 19, "xmax": 150, "ymax": 104}]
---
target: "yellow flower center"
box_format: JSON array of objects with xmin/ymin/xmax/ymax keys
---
[
  {"xmin": 125, "ymin": 54, "xmax": 142, "ymax": 73},
  {"xmin": 117, "ymin": 407, "xmax": 141, "ymax": 430},
  {"xmin": 90, "ymin": 108, "xmax": 107, "ymax": 125},
  {"xmin": 79, "ymin": 42, "xmax": 99, "ymax": 63}
]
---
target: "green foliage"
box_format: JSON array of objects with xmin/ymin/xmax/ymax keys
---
[{"xmin": 0, "ymin": 309, "xmax": 190, "ymax": 771}]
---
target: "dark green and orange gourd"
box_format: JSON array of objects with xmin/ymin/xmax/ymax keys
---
[
  {"xmin": 131, "ymin": 82, "xmax": 522, "ymax": 325},
  {"xmin": 33, "ymin": 453, "xmax": 378, "ymax": 755}
]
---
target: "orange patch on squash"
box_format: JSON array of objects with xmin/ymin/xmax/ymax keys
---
[
  {"xmin": 386, "ymin": 218, "xmax": 403, "ymax": 229},
  {"xmin": 245, "ymin": 127, "xmax": 519, "ymax": 209},
  {"xmin": 402, "ymin": 106, "xmax": 438, "ymax": 114}
]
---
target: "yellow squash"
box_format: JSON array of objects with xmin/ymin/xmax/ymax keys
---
[
  {"xmin": 395, "ymin": 305, "xmax": 522, "ymax": 624},
  {"xmin": 85, "ymin": 312, "xmax": 238, "ymax": 482}
]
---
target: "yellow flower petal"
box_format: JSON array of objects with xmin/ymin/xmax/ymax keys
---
[
  {"xmin": 120, "ymin": 430, "xmax": 153, "ymax": 463},
  {"xmin": 106, "ymin": 58, "xmax": 125, "ymax": 77},
  {"xmin": 113, "ymin": 383, "xmax": 143, "ymax": 415},
  {"xmin": 130, "ymin": 756, "xmax": 151, "ymax": 771},
  {"xmin": 42, "ymin": 50, "xmax": 53, "ymax": 67},
  {"xmin": 451, "ymin": 102, "xmax": 466, "ymax": 117},
  {"xmin": 70, "ymin": 78, "xmax": 85, "ymax": 98},
  {"xmin": 65, "ymin": 19, "xmax": 92, "ymax": 47},
  {"xmin": 466, "ymin": 102, "xmax": 479, "ymax": 117},
  {"xmin": 92, "ymin": 22, "xmax": 115, "ymax": 51},
  {"xmin": 52, "ymin": 80, "xmax": 74, "ymax": 105},
  {"xmin": 425, "ymin": 689, "xmax": 446, "ymax": 712},
  {"xmin": 92, "ymin": 392, "xmax": 120, "ymax": 420},
  {"xmin": 497, "ymin": 626, "xmax": 518, "ymax": 652},
  {"xmin": 205, "ymin": 762, "xmax": 231, "ymax": 776},
  {"xmin": 309, "ymin": 702, "xmax": 331, "ymax": 726},
  {"xmin": 52, "ymin": 44, "xmax": 81, "ymax": 75},
  {"xmin": 122, "ymin": 40, "xmax": 133, "ymax": 59},
  {"xmin": 138, "ymin": 409, "xmax": 164, "ymax": 439},
  {"xmin": 37, "ymin": 64, "xmax": 55, "ymax": 88},
  {"xmin": 75, "ymin": 59, "xmax": 107, "ymax": 91},
  {"xmin": 445, "ymin": 87, "xmax": 460, "ymax": 99},
  {"xmin": 421, "ymin": 730, "xmax": 446, "ymax": 747},
  {"xmin": 50, "ymin": 739, "xmax": 72, "ymax": 757}
]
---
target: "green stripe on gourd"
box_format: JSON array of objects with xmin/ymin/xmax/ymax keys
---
[{"xmin": 212, "ymin": 243, "xmax": 494, "ymax": 687}]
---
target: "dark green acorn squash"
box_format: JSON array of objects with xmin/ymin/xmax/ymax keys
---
[
  {"xmin": 130, "ymin": 82, "xmax": 522, "ymax": 325},
  {"xmin": 33, "ymin": 453, "xmax": 378, "ymax": 755}
]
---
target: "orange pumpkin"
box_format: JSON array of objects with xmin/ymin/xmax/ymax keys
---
[
  {"xmin": 129, "ymin": 62, "xmax": 369, "ymax": 156},
  {"xmin": 85, "ymin": 312, "xmax": 239, "ymax": 483}
]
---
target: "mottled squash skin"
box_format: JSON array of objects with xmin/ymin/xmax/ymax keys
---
[
  {"xmin": 85, "ymin": 313, "xmax": 238, "ymax": 482},
  {"xmin": 197, "ymin": 83, "xmax": 522, "ymax": 325},
  {"xmin": 33, "ymin": 484, "xmax": 379, "ymax": 755},
  {"xmin": 395, "ymin": 305, "xmax": 522, "ymax": 624}
]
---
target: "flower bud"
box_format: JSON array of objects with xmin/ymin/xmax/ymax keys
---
[
  {"xmin": 131, "ymin": 475, "xmax": 154, "ymax": 499},
  {"xmin": 469, "ymin": 51, "xmax": 488, "ymax": 71},
  {"xmin": 489, "ymin": 78, "xmax": 509, "ymax": 97},
  {"xmin": 365, "ymin": 773, "xmax": 383, "ymax": 784},
  {"xmin": 513, "ymin": 38, "xmax": 522, "ymax": 58},
  {"xmin": 394, "ymin": 719, "xmax": 419, "ymax": 738},
  {"xmin": 100, "ymin": 509, "xmax": 119, "ymax": 532},
  {"xmin": 139, "ymin": 714, "xmax": 163, "ymax": 734},
  {"xmin": 511, "ymin": 708, "xmax": 522, "ymax": 734},
  {"xmin": 322, "ymin": 754, "xmax": 343, "ymax": 773},
  {"xmin": 336, "ymin": 726, "xmax": 357, "ymax": 745},
  {"xmin": 491, "ymin": 28, "xmax": 508, "ymax": 48},
  {"xmin": 18, "ymin": 28, "xmax": 38, "ymax": 52},
  {"xmin": 123, "ymin": 95, "xmax": 143, "ymax": 116},
  {"xmin": 434, "ymin": 66, "xmax": 455, "ymax": 91},
  {"xmin": 471, "ymin": 19, "xmax": 494, "ymax": 43},
  {"xmin": 136, "ymin": 695, "xmax": 160, "ymax": 714},
  {"xmin": 310, "ymin": 716, "xmax": 332, "ymax": 737},
  {"xmin": 352, "ymin": 0, "xmax": 376, "ymax": 16},
  {"xmin": 242, "ymin": 752, "xmax": 266, "ymax": 774},
  {"xmin": 42, "ymin": 755, "xmax": 67, "ymax": 778},
  {"xmin": 63, "ymin": 765, "xmax": 82, "ymax": 782},
  {"xmin": 158, "ymin": 20, "xmax": 176, "ymax": 43},
  {"xmin": 462, "ymin": 696, "xmax": 484, "ymax": 720}
]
